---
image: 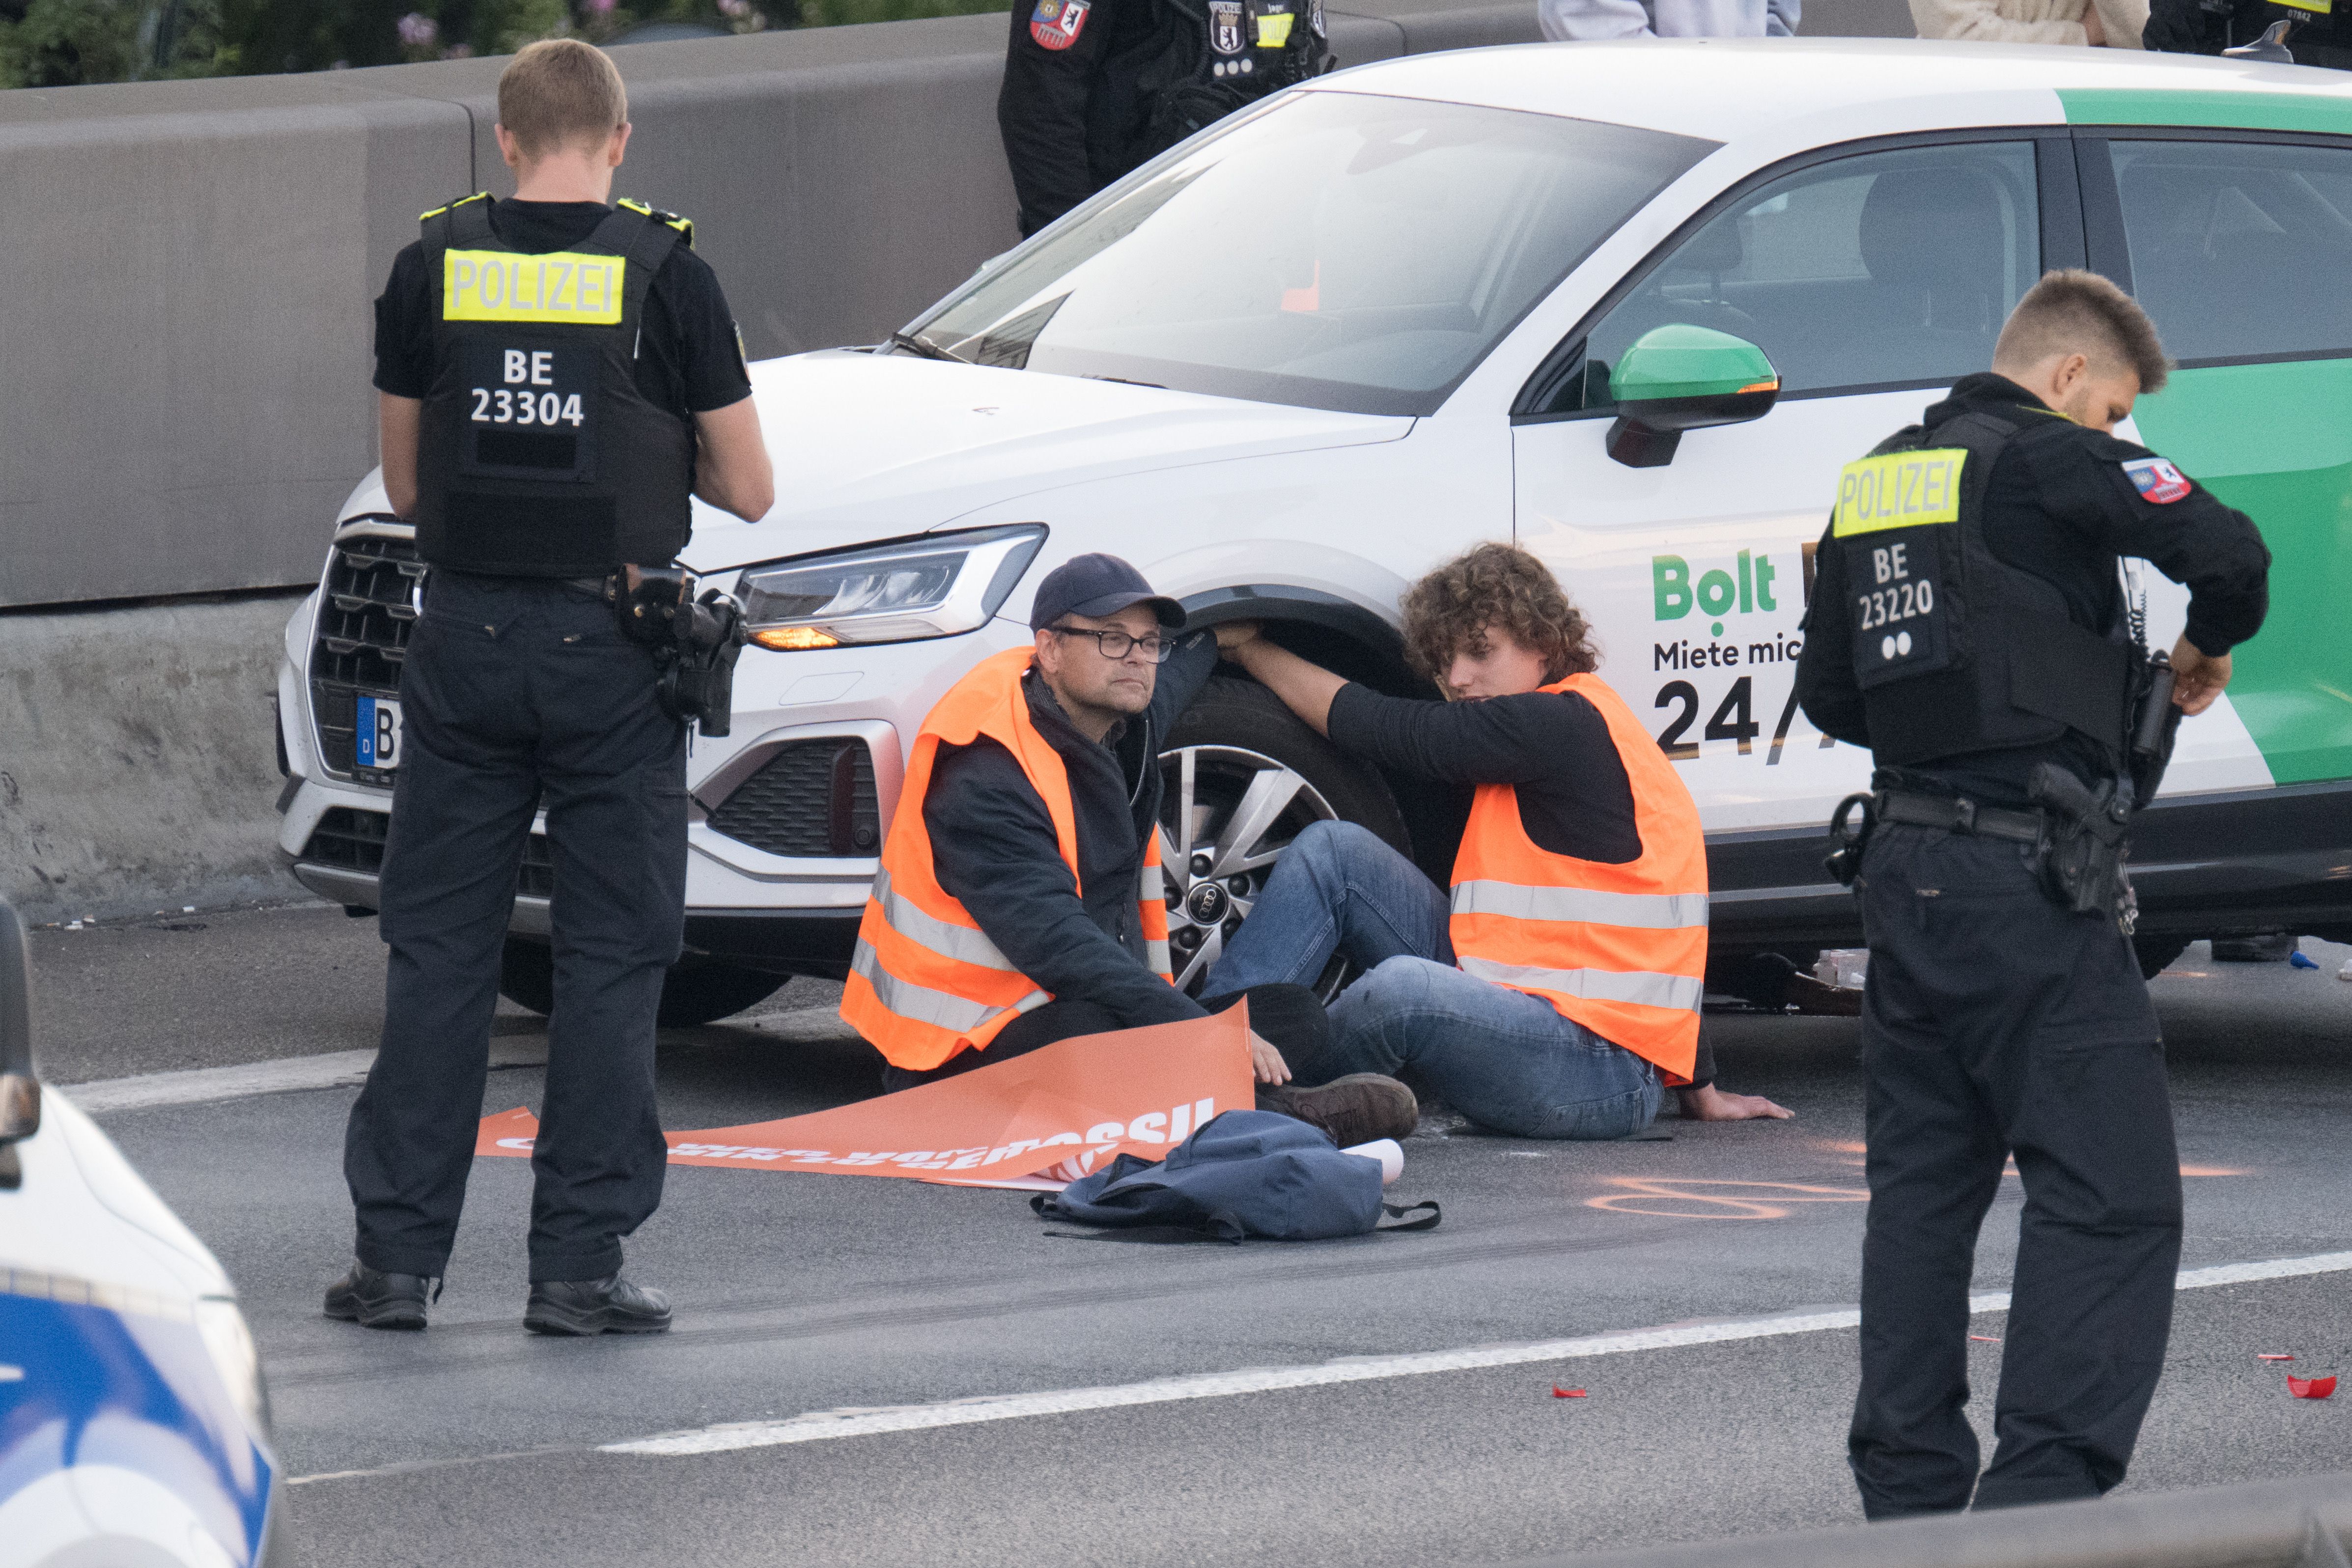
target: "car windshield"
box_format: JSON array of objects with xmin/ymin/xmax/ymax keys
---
[{"xmin": 911, "ymin": 91, "xmax": 1715, "ymax": 417}]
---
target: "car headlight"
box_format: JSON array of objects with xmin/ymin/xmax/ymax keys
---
[
  {"xmin": 194, "ymin": 1296, "xmax": 272, "ymax": 1444},
  {"xmin": 736, "ymin": 525, "xmax": 1046, "ymax": 650}
]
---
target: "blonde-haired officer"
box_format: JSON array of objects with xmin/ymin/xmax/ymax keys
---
[
  {"xmin": 329, "ymin": 39, "xmax": 773, "ymax": 1339},
  {"xmin": 1795, "ymin": 270, "xmax": 2268, "ymax": 1516}
]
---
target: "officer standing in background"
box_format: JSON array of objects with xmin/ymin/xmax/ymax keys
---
[
  {"xmin": 327, "ymin": 38, "xmax": 774, "ymax": 1337},
  {"xmin": 1794, "ymin": 271, "xmax": 2268, "ymax": 1515},
  {"xmin": 998, "ymin": 0, "xmax": 1332, "ymax": 237}
]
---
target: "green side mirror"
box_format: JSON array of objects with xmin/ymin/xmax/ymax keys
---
[{"xmin": 1604, "ymin": 325, "xmax": 1781, "ymax": 469}]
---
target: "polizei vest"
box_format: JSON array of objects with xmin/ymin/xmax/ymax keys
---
[
  {"xmin": 1828, "ymin": 408, "xmax": 2134, "ymax": 767},
  {"xmin": 1145, "ymin": 0, "xmax": 1331, "ymax": 152},
  {"xmin": 413, "ymin": 194, "xmax": 697, "ymax": 577}
]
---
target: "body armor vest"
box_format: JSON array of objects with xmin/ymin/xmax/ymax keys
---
[
  {"xmin": 1144, "ymin": 0, "xmax": 1332, "ymax": 153},
  {"xmin": 413, "ymin": 194, "xmax": 696, "ymax": 577},
  {"xmin": 1828, "ymin": 408, "xmax": 2134, "ymax": 767}
]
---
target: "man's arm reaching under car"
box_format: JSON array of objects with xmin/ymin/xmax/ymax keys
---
[{"xmin": 1216, "ymin": 622, "xmax": 1791, "ymax": 1121}]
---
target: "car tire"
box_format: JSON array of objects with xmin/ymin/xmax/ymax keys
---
[
  {"xmin": 497, "ymin": 938, "xmax": 790, "ymax": 1029},
  {"xmin": 2131, "ymin": 934, "xmax": 2191, "ymax": 981},
  {"xmin": 1158, "ymin": 676, "xmax": 1409, "ymax": 995}
]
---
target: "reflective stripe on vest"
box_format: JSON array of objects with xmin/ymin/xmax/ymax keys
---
[
  {"xmin": 1450, "ymin": 881, "xmax": 1708, "ymax": 931},
  {"xmin": 840, "ymin": 648, "xmax": 1176, "ymax": 1072},
  {"xmin": 849, "ymin": 938, "xmax": 1048, "ymax": 1033},
  {"xmin": 1446, "ymin": 672, "xmax": 1708, "ymax": 1084},
  {"xmin": 1456, "ymin": 956, "xmax": 1705, "ymax": 1013}
]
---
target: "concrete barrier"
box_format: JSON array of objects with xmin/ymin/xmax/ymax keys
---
[{"xmin": 0, "ymin": 592, "xmax": 304, "ymax": 923}]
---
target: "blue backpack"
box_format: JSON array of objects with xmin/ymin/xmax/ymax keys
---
[{"xmin": 1032, "ymin": 1110, "xmax": 1440, "ymax": 1242}]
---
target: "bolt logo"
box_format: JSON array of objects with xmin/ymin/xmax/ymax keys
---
[{"xmin": 1653, "ymin": 551, "xmax": 1779, "ymax": 636}]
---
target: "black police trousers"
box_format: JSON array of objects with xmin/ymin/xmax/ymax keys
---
[
  {"xmin": 1848, "ymin": 824, "xmax": 2181, "ymax": 1517},
  {"xmin": 344, "ymin": 572, "xmax": 687, "ymax": 1284}
]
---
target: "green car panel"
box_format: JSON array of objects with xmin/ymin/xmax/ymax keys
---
[{"xmin": 2058, "ymin": 86, "xmax": 2352, "ymax": 788}]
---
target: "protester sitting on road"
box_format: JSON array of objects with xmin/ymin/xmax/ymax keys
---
[
  {"xmin": 1205, "ymin": 545, "xmax": 1793, "ymax": 1139},
  {"xmin": 840, "ymin": 553, "xmax": 1420, "ymax": 1149}
]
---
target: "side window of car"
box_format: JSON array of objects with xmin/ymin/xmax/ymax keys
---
[
  {"xmin": 2106, "ymin": 139, "xmax": 2352, "ymax": 364},
  {"xmin": 1552, "ymin": 142, "xmax": 2042, "ymax": 414}
]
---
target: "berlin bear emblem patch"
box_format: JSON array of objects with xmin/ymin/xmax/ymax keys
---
[
  {"xmin": 1031, "ymin": 0, "xmax": 1090, "ymax": 49},
  {"xmin": 2121, "ymin": 455, "xmax": 2191, "ymax": 504}
]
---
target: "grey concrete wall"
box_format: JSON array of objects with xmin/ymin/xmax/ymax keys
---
[
  {"xmin": 0, "ymin": 2, "xmax": 1547, "ymax": 612},
  {"xmin": 0, "ymin": 593, "xmax": 303, "ymax": 922}
]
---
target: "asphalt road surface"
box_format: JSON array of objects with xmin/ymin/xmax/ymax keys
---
[{"xmin": 32, "ymin": 903, "xmax": 2352, "ymax": 1568}]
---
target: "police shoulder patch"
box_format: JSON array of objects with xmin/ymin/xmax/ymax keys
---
[
  {"xmin": 2121, "ymin": 455, "xmax": 2191, "ymax": 504},
  {"xmin": 1031, "ymin": 0, "xmax": 1090, "ymax": 49}
]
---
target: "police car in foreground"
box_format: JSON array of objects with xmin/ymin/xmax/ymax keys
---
[
  {"xmin": 0, "ymin": 906, "xmax": 284, "ymax": 1567},
  {"xmin": 277, "ymin": 39, "xmax": 2352, "ymax": 1020}
]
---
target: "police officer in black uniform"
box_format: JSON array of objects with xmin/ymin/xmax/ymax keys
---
[
  {"xmin": 998, "ymin": 0, "xmax": 1332, "ymax": 237},
  {"xmin": 326, "ymin": 38, "xmax": 774, "ymax": 1337},
  {"xmin": 1794, "ymin": 270, "xmax": 2269, "ymax": 1516}
]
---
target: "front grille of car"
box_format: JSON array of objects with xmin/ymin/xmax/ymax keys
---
[
  {"xmin": 303, "ymin": 807, "xmax": 391, "ymax": 873},
  {"xmin": 310, "ymin": 528, "xmax": 425, "ymax": 786},
  {"xmin": 708, "ymin": 739, "xmax": 880, "ymax": 858},
  {"xmin": 302, "ymin": 806, "xmax": 553, "ymax": 897}
]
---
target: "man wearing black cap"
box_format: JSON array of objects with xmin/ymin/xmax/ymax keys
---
[{"xmin": 844, "ymin": 552, "xmax": 1416, "ymax": 1148}]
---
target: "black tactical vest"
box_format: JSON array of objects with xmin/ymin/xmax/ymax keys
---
[
  {"xmin": 413, "ymin": 195, "xmax": 697, "ymax": 577},
  {"xmin": 1143, "ymin": 0, "xmax": 1332, "ymax": 154},
  {"xmin": 1827, "ymin": 408, "xmax": 2134, "ymax": 767}
]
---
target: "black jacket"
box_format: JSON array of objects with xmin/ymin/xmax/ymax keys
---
[
  {"xmin": 1326, "ymin": 682, "xmax": 1640, "ymax": 864},
  {"xmin": 1795, "ymin": 374, "xmax": 2271, "ymax": 806},
  {"xmin": 923, "ymin": 633, "xmax": 1220, "ymax": 1027},
  {"xmin": 997, "ymin": 0, "xmax": 1180, "ymax": 237}
]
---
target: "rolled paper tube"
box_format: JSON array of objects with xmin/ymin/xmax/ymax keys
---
[{"xmin": 1343, "ymin": 1138, "xmax": 1403, "ymax": 1185}]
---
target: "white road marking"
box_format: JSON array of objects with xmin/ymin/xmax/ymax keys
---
[
  {"xmin": 598, "ymin": 1250, "xmax": 2352, "ymax": 1459},
  {"xmin": 60, "ymin": 1037, "xmax": 550, "ymax": 1114}
]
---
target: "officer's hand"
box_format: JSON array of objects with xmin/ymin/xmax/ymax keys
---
[
  {"xmin": 2170, "ymin": 635, "xmax": 2233, "ymax": 716},
  {"xmin": 1249, "ymin": 1031, "xmax": 1292, "ymax": 1086},
  {"xmin": 1216, "ymin": 621, "xmax": 1263, "ymax": 653},
  {"xmin": 1677, "ymin": 1084, "xmax": 1795, "ymax": 1121}
]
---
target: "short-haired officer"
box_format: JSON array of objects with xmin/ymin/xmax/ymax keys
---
[
  {"xmin": 1795, "ymin": 270, "xmax": 2269, "ymax": 1515},
  {"xmin": 327, "ymin": 38, "xmax": 775, "ymax": 1337},
  {"xmin": 998, "ymin": 0, "xmax": 1333, "ymax": 237}
]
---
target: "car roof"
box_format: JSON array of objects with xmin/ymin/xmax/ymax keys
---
[{"xmin": 1307, "ymin": 37, "xmax": 2352, "ymax": 147}]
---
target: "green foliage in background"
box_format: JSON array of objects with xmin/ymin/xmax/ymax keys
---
[{"xmin": 0, "ymin": 0, "xmax": 1007, "ymax": 88}]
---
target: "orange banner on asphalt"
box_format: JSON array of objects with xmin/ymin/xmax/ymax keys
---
[{"xmin": 475, "ymin": 1005, "xmax": 1254, "ymax": 1187}]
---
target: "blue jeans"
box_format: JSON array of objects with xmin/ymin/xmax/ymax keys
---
[{"xmin": 1205, "ymin": 821, "xmax": 1661, "ymax": 1140}]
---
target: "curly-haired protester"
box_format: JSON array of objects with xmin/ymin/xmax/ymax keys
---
[{"xmin": 1205, "ymin": 544, "xmax": 1791, "ymax": 1138}]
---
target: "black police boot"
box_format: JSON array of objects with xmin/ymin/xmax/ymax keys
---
[
  {"xmin": 523, "ymin": 1274, "xmax": 673, "ymax": 1337},
  {"xmin": 1258, "ymin": 1073, "xmax": 1420, "ymax": 1146},
  {"xmin": 323, "ymin": 1260, "xmax": 435, "ymax": 1331}
]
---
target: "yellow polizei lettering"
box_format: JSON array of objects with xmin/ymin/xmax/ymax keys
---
[
  {"xmin": 1832, "ymin": 448, "xmax": 1967, "ymax": 537},
  {"xmin": 1257, "ymin": 10, "xmax": 1295, "ymax": 43},
  {"xmin": 442, "ymin": 249, "xmax": 625, "ymax": 324}
]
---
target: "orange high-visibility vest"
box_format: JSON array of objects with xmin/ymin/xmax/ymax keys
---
[
  {"xmin": 840, "ymin": 647, "xmax": 1175, "ymax": 1072},
  {"xmin": 1447, "ymin": 672, "xmax": 1708, "ymax": 1084}
]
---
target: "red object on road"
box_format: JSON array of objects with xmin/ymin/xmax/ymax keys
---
[
  {"xmin": 2287, "ymin": 1375, "xmax": 2336, "ymax": 1400},
  {"xmin": 2256, "ymin": 1354, "xmax": 2294, "ymax": 1362},
  {"xmin": 1552, "ymin": 1386, "xmax": 1588, "ymax": 1399},
  {"xmin": 1969, "ymin": 1335, "xmax": 2002, "ymax": 1344}
]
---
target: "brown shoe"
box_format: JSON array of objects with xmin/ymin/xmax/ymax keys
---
[{"xmin": 1259, "ymin": 1074, "xmax": 1418, "ymax": 1147}]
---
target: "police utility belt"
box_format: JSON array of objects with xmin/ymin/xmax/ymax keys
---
[
  {"xmin": 1825, "ymin": 767, "xmax": 2140, "ymax": 932},
  {"xmin": 560, "ymin": 565, "xmax": 748, "ymax": 738}
]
